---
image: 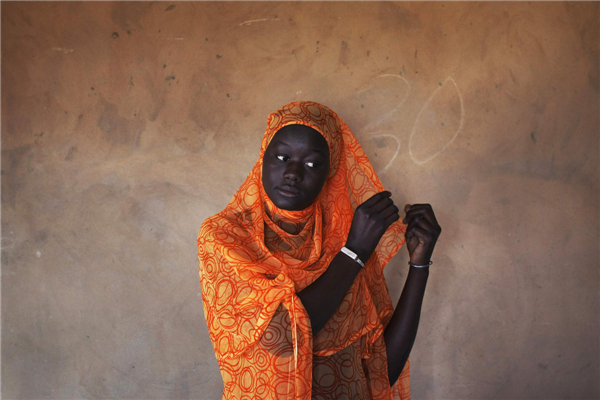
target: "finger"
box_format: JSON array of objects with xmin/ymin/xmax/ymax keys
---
[
  {"xmin": 361, "ymin": 191, "xmax": 391, "ymax": 209},
  {"xmin": 402, "ymin": 204, "xmax": 414, "ymax": 223},
  {"xmin": 407, "ymin": 215, "xmax": 434, "ymax": 232},
  {"xmin": 384, "ymin": 211, "xmax": 400, "ymax": 225},
  {"xmin": 404, "ymin": 209, "xmax": 434, "ymax": 226},
  {"xmin": 402, "ymin": 204, "xmax": 413, "ymax": 223},
  {"xmin": 404, "ymin": 224, "xmax": 431, "ymax": 242},
  {"xmin": 380, "ymin": 204, "xmax": 399, "ymax": 219},
  {"xmin": 407, "ymin": 215, "xmax": 442, "ymax": 234},
  {"xmin": 370, "ymin": 197, "xmax": 394, "ymax": 214},
  {"xmin": 403, "ymin": 204, "xmax": 438, "ymax": 226}
]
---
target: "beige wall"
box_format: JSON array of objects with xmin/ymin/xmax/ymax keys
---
[{"xmin": 2, "ymin": 2, "xmax": 598, "ymax": 399}]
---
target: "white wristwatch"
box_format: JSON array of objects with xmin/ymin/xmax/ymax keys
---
[{"xmin": 340, "ymin": 246, "xmax": 365, "ymax": 268}]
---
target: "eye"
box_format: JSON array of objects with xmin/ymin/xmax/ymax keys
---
[
  {"xmin": 305, "ymin": 162, "xmax": 316, "ymax": 168},
  {"xmin": 276, "ymin": 155, "xmax": 288, "ymax": 162}
]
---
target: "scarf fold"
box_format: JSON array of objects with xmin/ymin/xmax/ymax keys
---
[{"xmin": 198, "ymin": 101, "xmax": 410, "ymax": 400}]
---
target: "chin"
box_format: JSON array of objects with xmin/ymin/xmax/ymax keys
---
[
  {"xmin": 274, "ymin": 198, "xmax": 305, "ymax": 211},
  {"xmin": 269, "ymin": 195, "xmax": 306, "ymax": 211}
]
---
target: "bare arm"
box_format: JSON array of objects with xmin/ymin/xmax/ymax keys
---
[
  {"xmin": 384, "ymin": 266, "xmax": 429, "ymax": 386},
  {"xmin": 297, "ymin": 191, "xmax": 400, "ymax": 335},
  {"xmin": 296, "ymin": 251, "xmax": 362, "ymax": 335},
  {"xmin": 385, "ymin": 203, "xmax": 441, "ymax": 386}
]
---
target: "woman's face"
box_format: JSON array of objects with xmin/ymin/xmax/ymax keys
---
[{"xmin": 262, "ymin": 124, "xmax": 331, "ymax": 211}]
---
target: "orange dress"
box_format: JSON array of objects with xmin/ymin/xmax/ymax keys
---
[{"xmin": 197, "ymin": 101, "xmax": 410, "ymax": 400}]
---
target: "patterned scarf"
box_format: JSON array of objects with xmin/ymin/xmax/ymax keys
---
[{"xmin": 198, "ymin": 101, "xmax": 410, "ymax": 399}]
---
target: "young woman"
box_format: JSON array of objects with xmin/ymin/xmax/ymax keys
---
[{"xmin": 197, "ymin": 101, "xmax": 441, "ymax": 400}]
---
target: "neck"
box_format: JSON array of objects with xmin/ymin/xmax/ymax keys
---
[{"xmin": 262, "ymin": 188, "xmax": 314, "ymax": 235}]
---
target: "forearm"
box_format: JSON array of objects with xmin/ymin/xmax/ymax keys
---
[
  {"xmin": 297, "ymin": 251, "xmax": 362, "ymax": 335},
  {"xmin": 384, "ymin": 266, "xmax": 429, "ymax": 386}
]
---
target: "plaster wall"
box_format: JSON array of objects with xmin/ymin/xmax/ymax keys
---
[{"xmin": 2, "ymin": 2, "xmax": 598, "ymax": 399}]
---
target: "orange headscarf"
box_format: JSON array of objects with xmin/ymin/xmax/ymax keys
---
[{"xmin": 198, "ymin": 101, "xmax": 410, "ymax": 400}]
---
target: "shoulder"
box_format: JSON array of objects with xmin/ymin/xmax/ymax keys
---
[
  {"xmin": 197, "ymin": 212, "xmax": 226, "ymax": 253},
  {"xmin": 197, "ymin": 214, "xmax": 231, "ymax": 278},
  {"xmin": 197, "ymin": 214, "xmax": 220, "ymax": 242},
  {"xmin": 197, "ymin": 208, "xmax": 249, "ymax": 249}
]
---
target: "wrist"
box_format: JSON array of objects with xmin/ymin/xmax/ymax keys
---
[
  {"xmin": 408, "ymin": 258, "xmax": 432, "ymax": 268},
  {"xmin": 409, "ymin": 254, "xmax": 431, "ymax": 266},
  {"xmin": 344, "ymin": 241, "xmax": 371, "ymax": 264},
  {"xmin": 340, "ymin": 246, "xmax": 365, "ymax": 268}
]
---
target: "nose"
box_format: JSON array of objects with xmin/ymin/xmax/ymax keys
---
[{"xmin": 283, "ymin": 161, "xmax": 303, "ymax": 183}]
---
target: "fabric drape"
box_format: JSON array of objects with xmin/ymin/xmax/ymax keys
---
[{"xmin": 197, "ymin": 101, "xmax": 410, "ymax": 400}]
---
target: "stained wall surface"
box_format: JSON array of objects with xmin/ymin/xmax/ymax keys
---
[{"xmin": 2, "ymin": 2, "xmax": 598, "ymax": 399}]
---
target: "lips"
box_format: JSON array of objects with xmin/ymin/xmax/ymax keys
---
[{"xmin": 277, "ymin": 185, "xmax": 301, "ymax": 197}]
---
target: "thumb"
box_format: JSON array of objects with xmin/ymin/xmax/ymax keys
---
[{"xmin": 403, "ymin": 204, "xmax": 411, "ymax": 223}]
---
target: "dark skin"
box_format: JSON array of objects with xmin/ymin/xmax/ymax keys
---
[
  {"xmin": 262, "ymin": 124, "xmax": 331, "ymax": 211},
  {"xmin": 262, "ymin": 124, "xmax": 442, "ymax": 388}
]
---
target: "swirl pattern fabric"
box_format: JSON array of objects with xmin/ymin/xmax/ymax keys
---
[{"xmin": 197, "ymin": 101, "xmax": 410, "ymax": 400}]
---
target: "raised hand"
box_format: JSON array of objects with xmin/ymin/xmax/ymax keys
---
[
  {"xmin": 345, "ymin": 191, "xmax": 400, "ymax": 263},
  {"xmin": 402, "ymin": 204, "xmax": 441, "ymax": 265}
]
